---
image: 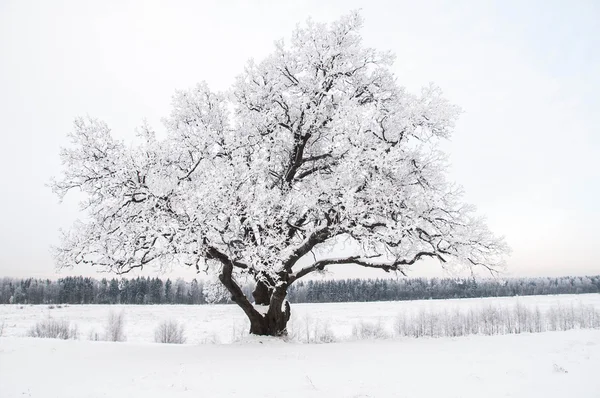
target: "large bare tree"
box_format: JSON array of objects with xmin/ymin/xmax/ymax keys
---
[{"xmin": 51, "ymin": 12, "xmax": 507, "ymax": 336}]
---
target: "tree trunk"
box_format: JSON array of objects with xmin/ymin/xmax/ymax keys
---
[
  {"xmin": 248, "ymin": 284, "xmax": 291, "ymax": 336},
  {"xmin": 252, "ymin": 279, "xmax": 272, "ymax": 306},
  {"xmin": 265, "ymin": 285, "xmax": 291, "ymax": 335},
  {"xmin": 219, "ymin": 263, "xmax": 291, "ymax": 336}
]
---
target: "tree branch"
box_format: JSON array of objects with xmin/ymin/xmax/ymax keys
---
[
  {"xmin": 209, "ymin": 247, "xmax": 263, "ymax": 321},
  {"xmin": 289, "ymin": 251, "xmax": 447, "ymax": 284},
  {"xmin": 294, "ymin": 163, "xmax": 333, "ymax": 180},
  {"xmin": 282, "ymin": 225, "xmax": 332, "ymax": 271},
  {"xmin": 206, "ymin": 246, "xmax": 249, "ymax": 270}
]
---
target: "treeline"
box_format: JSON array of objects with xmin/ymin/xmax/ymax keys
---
[
  {"xmin": 287, "ymin": 275, "xmax": 600, "ymax": 303},
  {"xmin": 0, "ymin": 277, "xmax": 218, "ymax": 305},
  {"xmin": 0, "ymin": 275, "xmax": 599, "ymax": 305}
]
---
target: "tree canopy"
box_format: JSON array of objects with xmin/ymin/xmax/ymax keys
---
[{"xmin": 51, "ymin": 12, "xmax": 508, "ymax": 335}]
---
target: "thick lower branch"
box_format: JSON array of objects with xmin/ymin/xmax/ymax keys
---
[
  {"xmin": 290, "ymin": 251, "xmax": 446, "ymax": 284},
  {"xmin": 214, "ymin": 252, "xmax": 263, "ymax": 325},
  {"xmin": 206, "ymin": 246, "xmax": 250, "ymax": 270}
]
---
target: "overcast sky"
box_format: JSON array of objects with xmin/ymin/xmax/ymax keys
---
[{"xmin": 0, "ymin": 0, "xmax": 598, "ymax": 281}]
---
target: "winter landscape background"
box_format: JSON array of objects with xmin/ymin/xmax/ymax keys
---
[{"xmin": 1, "ymin": 0, "xmax": 599, "ymax": 397}]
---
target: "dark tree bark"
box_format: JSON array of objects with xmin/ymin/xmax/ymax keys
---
[
  {"xmin": 247, "ymin": 282, "xmax": 291, "ymax": 336},
  {"xmin": 264, "ymin": 284, "xmax": 291, "ymax": 335},
  {"xmin": 217, "ymin": 258, "xmax": 291, "ymax": 336},
  {"xmin": 252, "ymin": 278, "xmax": 273, "ymax": 306}
]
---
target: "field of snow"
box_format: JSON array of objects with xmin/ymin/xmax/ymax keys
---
[
  {"xmin": 1, "ymin": 293, "xmax": 599, "ymax": 343},
  {"xmin": 1, "ymin": 294, "xmax": 599, "ymax": 397},
  {"xmin": 0, "ymin": 330, "xmax": 598, "ymax": 397}
]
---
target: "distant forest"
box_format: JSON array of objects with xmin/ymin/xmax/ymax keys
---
[{"xmin": 1, "ymin": 275, "xmax": 599, "ymax": 305}]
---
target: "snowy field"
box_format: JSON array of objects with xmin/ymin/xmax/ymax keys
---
[
  {"xmin": 0, "ymin": 330, "xmax": 598, "ymax": 397},
  {"xmin": 1, "ymin": 294, "xmax": 599, "ymax": 397},
  {"xmin": 1, "ymin": 293, "xmax": 599, "ymax": 343}
]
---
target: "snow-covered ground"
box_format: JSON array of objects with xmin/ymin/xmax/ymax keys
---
[
  {"xmin": 1, "ymin": 294, "xmax": 599, "ymax": 397},
  {"xmin": 1, "ymin": 330, "xmax": 599, "ymax": 397},
  {"xmin": 1, "ymin": 293, "xmax": 599, "ymax": 343}
]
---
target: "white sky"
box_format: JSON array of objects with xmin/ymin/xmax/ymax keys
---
[{"xmin": 0, "ymin": 0, "xmax": 598, "ymax": 280}]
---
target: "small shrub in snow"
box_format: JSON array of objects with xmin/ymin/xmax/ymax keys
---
[
  {"xmin": 352, "ymin": 320, "xmax": 389, "ymax": 340},
  {"xmin": 301, "ymin": 315, "xmax": 312, "ymax": 343},
  {"xmin": 154, "ymin": 320, "xmax": 186, "ymax": 344},
  {"xmin": 88, "ymin": 329, "xmax": 103, "ymax": 341},
  {"xmin": 231, "ymin": 321, "xmax": 250, "ymax": 343},
  {"xmin": 281, "ymin": 314, "xmax": 300, "ymax": 342},
  {"xmin": 86, "ymin": 311, "xmax": 127, "ymax": 342},
  {"xmin": 48, "ymin": 305, "xmax": 55, "ymax": 309},
  {"xmin": 201, "ymin": 332, "xmax": 220, "ymax": 344},
  {"xmin": 312, "ymin": 320, "xmax": 337, "ymax": 343},
  {"xmin": 0, "ymin": 319, "xmax": 5, "ymax": 337},
  {"xmin": 27, "ymin": 317, "xmax": 78, "ymax": 340},
  {"xmin": 105, "ymin": 311, "xmax": 126, "ymax": 342}
]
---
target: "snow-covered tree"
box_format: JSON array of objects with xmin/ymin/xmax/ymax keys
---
[{"xmin": 50, "ymin": 12, "xmax": 507, "ymax": 336}]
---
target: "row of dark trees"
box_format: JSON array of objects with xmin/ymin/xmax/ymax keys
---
[
  {"xmin": 0, "ymin": 277, "xmax": 204, "ymax": 305},
  {"xmin": 1, "ymin": 275, "xmax": 598, "ymax": 305},
  {"xmin": 287, "ymin": 275, "xmax": 600, "ymax": 303}
]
